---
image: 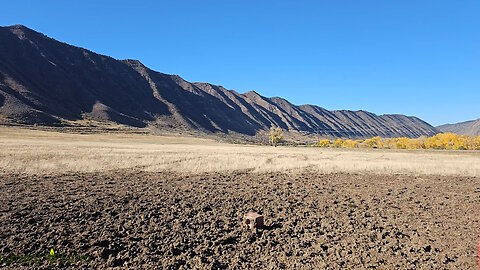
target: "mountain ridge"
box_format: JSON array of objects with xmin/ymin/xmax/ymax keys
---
[
  {"xmin": 437, "ymin": 119, "xmax": 480, "ymax": 136},
  {"xmin": 0, "ymin": 24, "xmax": 439, "ymax": 138}
]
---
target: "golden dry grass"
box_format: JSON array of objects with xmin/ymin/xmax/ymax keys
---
[{"xmin": 1, "ymin": 126, "xmax": 480, "ymax": 176}]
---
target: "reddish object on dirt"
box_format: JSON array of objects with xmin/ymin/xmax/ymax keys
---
[{"xmin": 243, "ymin": 212, "xmax": 264, "ymax": 230}]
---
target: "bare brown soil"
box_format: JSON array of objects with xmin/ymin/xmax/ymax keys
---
[{"xmin": 0, "ymin": 171, "xmax": 478, "ymax": 269}]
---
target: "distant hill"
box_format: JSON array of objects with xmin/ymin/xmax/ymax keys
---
[
  {"xmin": 437, "ymin": 119, "xmax": 480, "ymax": 136},
  {"xmin": 0, "ymin": 25, "xmax": 439, "ymax": 138}
]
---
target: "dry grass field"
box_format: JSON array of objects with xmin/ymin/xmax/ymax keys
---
[
  {"xmin": 1, "ymin": 127, "xmax": 480, "ymax": 176},
  {"xmin": 0, "ymin": 126, "xmax": 479, "ymax": 269}
]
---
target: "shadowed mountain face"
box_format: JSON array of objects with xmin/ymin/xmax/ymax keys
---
[
  {"xmin": 0, "ymin": 25, "xmax": 438, "ymax": 138},
  {"xmin": 437, "ymin": 119, "xmax": 480, "ymax": 136}
]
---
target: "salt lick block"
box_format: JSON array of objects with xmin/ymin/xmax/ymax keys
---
[{"xmin": 243, "ymin": 212, "xmax": 264, "ymax": 231}]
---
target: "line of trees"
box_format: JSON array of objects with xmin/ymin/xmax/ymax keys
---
[{"xmin": 315, "ymin": 133, "xmax": 480, "ymax": 150}]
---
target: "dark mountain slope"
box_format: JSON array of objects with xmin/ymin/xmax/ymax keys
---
[
  {"xmin": 0, "ymin": 25, "xmax": 438, "ymax": 138},
  {"xmin": 0, "ymin": 25, "xmax": 170, "ymax": 127}
]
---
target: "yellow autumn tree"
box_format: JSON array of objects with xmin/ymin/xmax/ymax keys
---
[
  {"xmin": 269, "ymin": 127, "xmax": 283, "ymax": 147},
  {"xmin": 440, "ymin": 133, "xmax": 458, "ymax": 150},
  {"xmin": 424, "ymin": 134, "xmax": 444, "ymax": 149},
  {"xmin": 342, "ymin": 139, "xmax": 358, "ymax": 148},
  {"xmin": 393, "ymin": 137, "xmax": 408, "ymax": 149},
  {"xmin": 406, "ymin": 138, "xmax": 425, "ymax": 149},
  {"xmin": 475, "ymin": 136, "xmax": 480, "ymax": 150},
  {"xmin": 382, "ymin": 138, "xmax": 397, "ymax": 149},
  {"xmin": 454, "ymin": 135, "xmax": 468, "ymax": 150},
  {"xmin": 333, "ymin": 138, "xmax": 344, "ymax": 148},
  {"xmin": 317, "ymin": 139, "xmax": 330, "ymax": 147},
  {"xmin": 364, "ymin": 136, "xmax": 382, "ymax": 148},
  {"xmin": 330, "ymin": 133, "xmax": 480, "ymax": 151}
]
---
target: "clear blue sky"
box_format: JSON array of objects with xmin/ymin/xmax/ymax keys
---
[{"xmin": 2, "ymin": 1, "xmax": 479, "ymax": 126}]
